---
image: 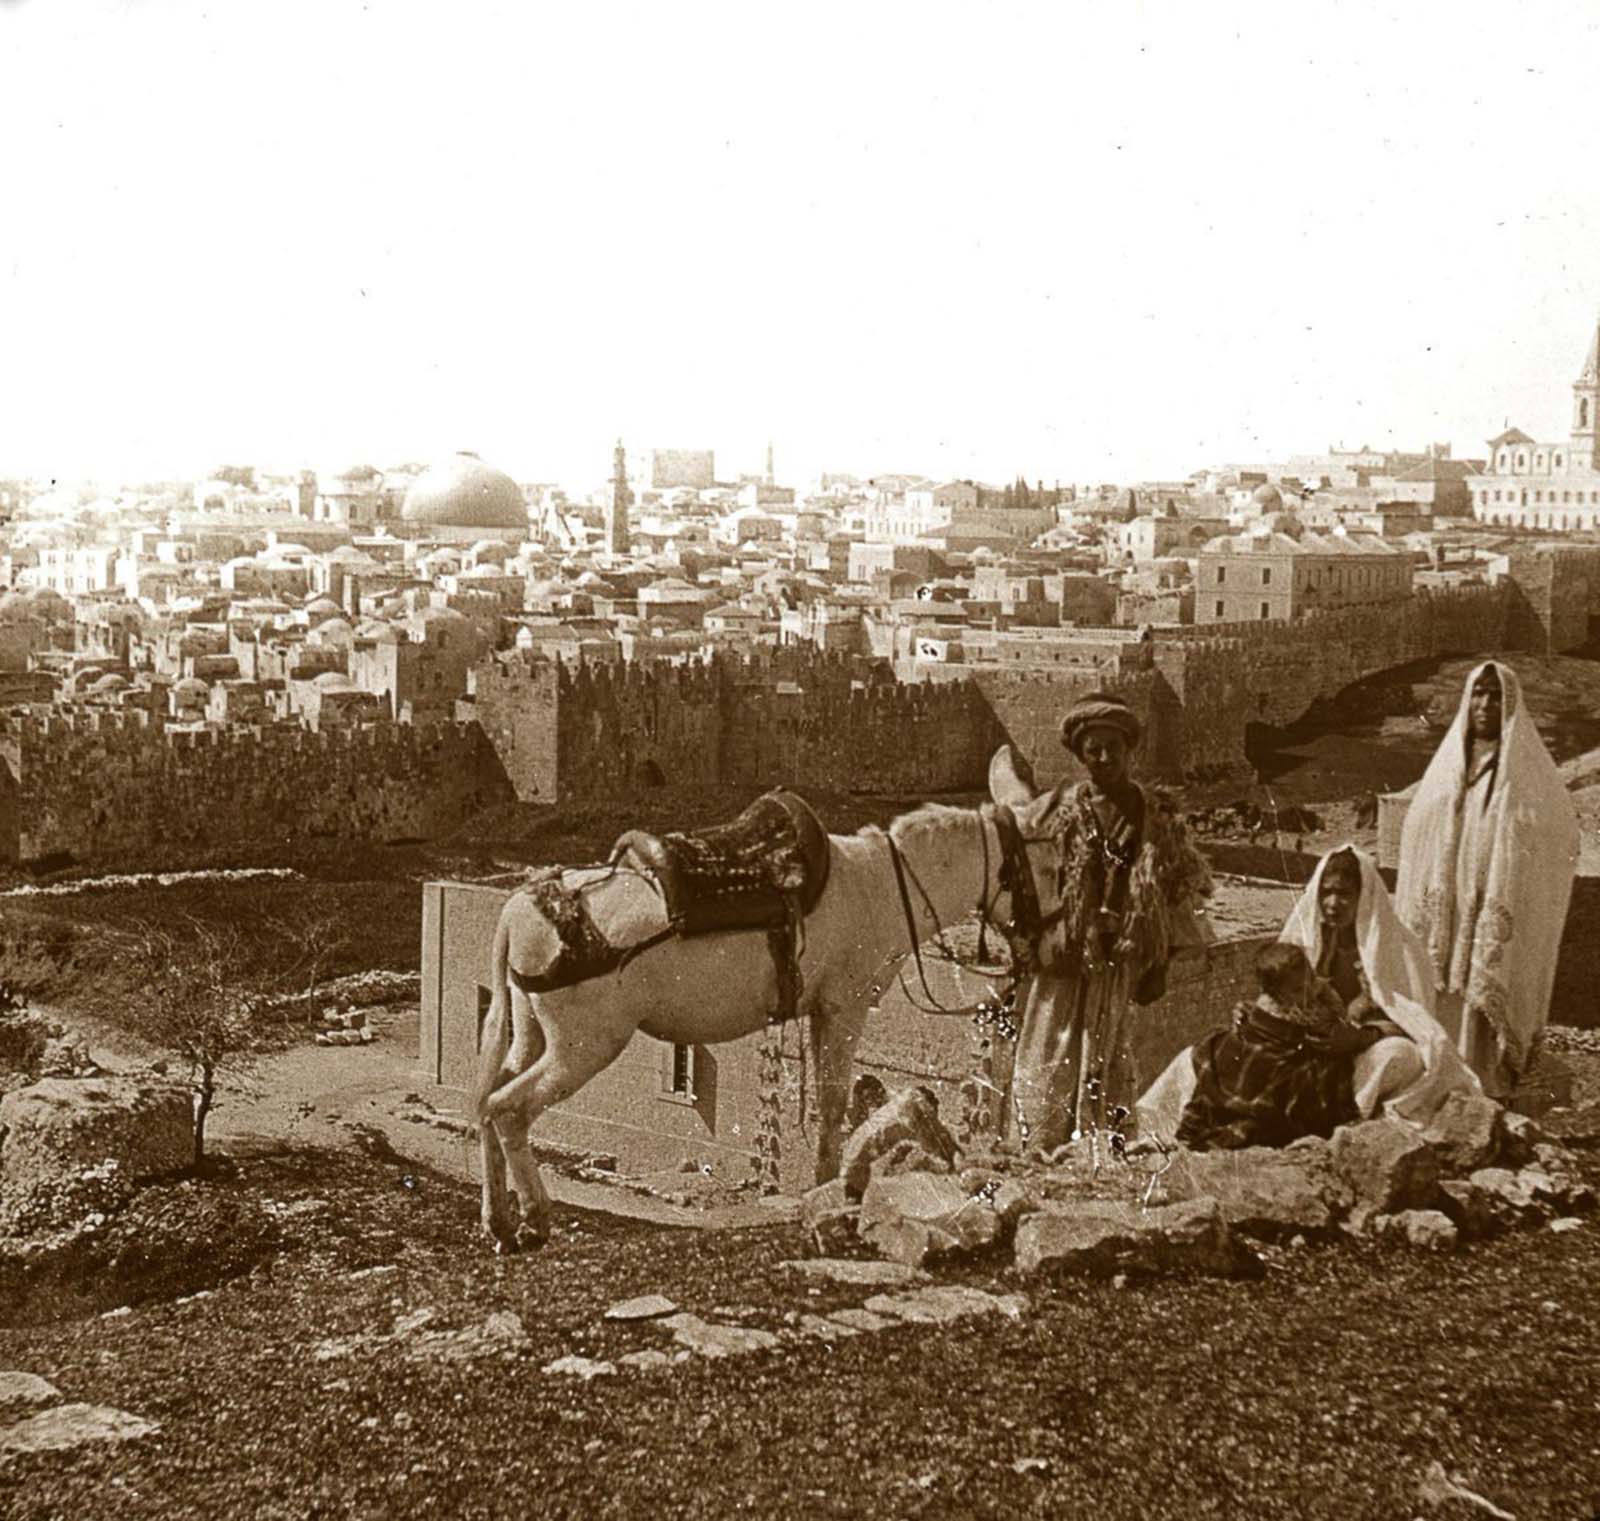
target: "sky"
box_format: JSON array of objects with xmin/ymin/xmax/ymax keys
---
[{"xmin": 4, "ymin": 0, "xmax": 1600, "ymax": 491}]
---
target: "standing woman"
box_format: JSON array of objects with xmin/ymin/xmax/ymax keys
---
[
  {"xmin": 1005, "ymin": 692, "xmax": 1212, "ymax": 1154},
  {"xmin": 1395, "ymin": 662, "xmax": 1579, "ymax": 1099}
]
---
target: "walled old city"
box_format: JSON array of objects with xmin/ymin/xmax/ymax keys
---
[{"xmin": 8, "ymin": 374, "xmax": 1600, "ymax": 869}]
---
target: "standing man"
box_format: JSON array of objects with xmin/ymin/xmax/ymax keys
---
[
  {"xmin": 1395, "ymin": 662, "xmax": 1579, "ymax": 1098},
  {"xmin": 1004, "ymin": 692, "xmax": 1212, "ymax": 1153}
]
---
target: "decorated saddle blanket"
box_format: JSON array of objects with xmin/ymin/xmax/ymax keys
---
[{"xmin": 506, "ymin": 790, "xmax": 832, "ymax": 997}]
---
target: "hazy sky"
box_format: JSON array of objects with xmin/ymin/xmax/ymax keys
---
[{"xmin": 4, "ymin": 1, "xmax": 1600, "ymax": 489}]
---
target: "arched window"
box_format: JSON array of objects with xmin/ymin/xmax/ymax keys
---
[
  {"xmin": 1536, "ymin": 453, "xmax": 1546, "ymax": 471},
  {"xmin": 1555, "ymin": 453, "xmax": 1565, "ymax": 469},
  {"xmin": 1516, "ymin": 453, "xmax": 1528, "ymax": 471},
  {"xmin": 1498, "ymin": 449, "xmax": 1510, "ymax": 471}
]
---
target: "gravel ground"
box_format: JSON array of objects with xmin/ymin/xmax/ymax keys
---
[{"xmin": 1, "ymin": 1140, "xmax": 1597, "ymax": 1521}]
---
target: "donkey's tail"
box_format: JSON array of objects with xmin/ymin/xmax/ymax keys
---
[{"xmin": 471, "ymin": 911, "xmax": 513, "ymax": 1126}]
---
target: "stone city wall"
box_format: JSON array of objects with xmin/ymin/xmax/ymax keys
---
[
  {"xmin": 1151, "ymin": 583, "xmax": 1513, "ymax": 776},
  {"xmin": 475, "ymin": 650, "xmax": 1005, "ymax": 804},
  {"xmin": 0, "ymin": 709, "xmax": 512, "ymax": 867}
]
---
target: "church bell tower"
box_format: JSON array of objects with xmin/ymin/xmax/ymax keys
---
[{"xmin": 1570, "ymin": 312, "xmax": 1600, "ymax": 471}]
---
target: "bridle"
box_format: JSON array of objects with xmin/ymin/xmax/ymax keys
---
[{"xmin": 883, "ymin": 803, "xmax": 1048, "ymax": 1018}]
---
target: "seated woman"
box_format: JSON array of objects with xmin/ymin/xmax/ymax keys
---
[{"xmin": 1137, "ymin": 845, "xmax": 1478, "ymax": 1147}]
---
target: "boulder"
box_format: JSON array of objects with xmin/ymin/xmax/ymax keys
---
[
  {"xmin": 1369, "ymin": 1209, "xmax": 1458, "ymax": 1252},
  {"xmin": 840, "ymin": 1087, "xmax": 957, "ymax": 1201},
  {"xmin": 1012, "ymin": 1196, "xmax": 1260, "ymax": 1279},
  {"xmin": 1330, "ymin": 1119, "xmax": 1439, "ymax": 1214},
  {"xmin": 1467, "ymin": 1167, "xmax": 1550, "ymax": 1230},
  {"xmin": 1528, "ymin": 1143, "xmax": 1596, "ymax": 1214},
  {"xmin": 0, "ymin": 1074, "xmax": 191, "ymax": 1233},
  {"xmin": 1160, "ymin": 1143, "xmax": 1336, "ymax": 1240},
  {"xmin": 1421, "ymin": 1093, "xmax": 1506, "ymax": 1176},
  {"xmin": 799, "ymin": 1178, "xmax": 859, "ymax": 1255},
  {"xmin": 859, "ymin": 1172, "xmax": 1002, "ymax": 1268}
]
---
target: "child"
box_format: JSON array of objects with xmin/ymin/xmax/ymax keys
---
[{"xmin": 1174, "ymin": 942, "xmax": 1381, "ymax": 1151}]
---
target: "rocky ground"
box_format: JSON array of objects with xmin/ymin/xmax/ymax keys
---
[{"xmin": 0, "ymin": 1130, "xmax": 1597, "ymax": 1520}]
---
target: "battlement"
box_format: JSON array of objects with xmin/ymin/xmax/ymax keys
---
[{"xmin": 1, "ymin": 705, "xmax": 511, "ymax": 869}]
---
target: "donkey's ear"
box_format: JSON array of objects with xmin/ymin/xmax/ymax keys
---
[{"xmin": 988, "ymin": 744, "xmax": 1039, "ymax": 807}]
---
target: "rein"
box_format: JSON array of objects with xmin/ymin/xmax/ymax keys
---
[{"xmin": 885, "ymin": 807, "xmax": 1039, "ymax": 1017}]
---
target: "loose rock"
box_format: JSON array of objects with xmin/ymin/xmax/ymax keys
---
[
  {"xmin": 1421, "ymin": 1092, "xmax": 1506, "ymax": 1175},
  {"xmin": 0, "ymin": 1403, "xmax": 159, "ymax": 1458},
  {"xmin": 1330, "ymin": 1119, "xmax": 1440, "ymax": 1214},
  {"xmin": 839, "ymin": 1087, "xmax": 957, "ymax": 1201},
  {"xmin": 604, "ymin": 1295, "xmax": 678, "ymax": 1322}
]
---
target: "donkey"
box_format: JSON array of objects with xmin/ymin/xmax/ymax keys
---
[{"xmin": 472, "ymin": 752, "xmax": 1056, "ymax": 1251}]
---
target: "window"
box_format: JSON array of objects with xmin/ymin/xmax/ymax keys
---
[
  {"xmin": 1555, "ymin": 453, "xmax": 1565, "ymax": 469},
  {"xmin": 660, "ymin": 1041, "xmax": 696, "ymax": 1102},
  {"xmin": 1216, "ymin": 565, "xmax": 1227, "ymax": 584},
  {"xmin": 1214, "ymin": 600, "xmax": 1225, "ymax": 618},
  {"xmin": 1262, "ymin": 567, "xmax": 1272, "ymax": 585},
  {"xmin": 1260, "ymin": 602, "xmax": 1270, "ymax": 619},
  {"xmin": 1517, "ymin": 453, "xmax": 1527, "ymax": 471}
]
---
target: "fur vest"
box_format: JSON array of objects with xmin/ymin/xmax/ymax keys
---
[{"xmin": 1047, "ymin": 781, "xmax": 1211, "ymax": 977}]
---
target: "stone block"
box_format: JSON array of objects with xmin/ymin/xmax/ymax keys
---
[
  {"xmin": 1012, "ymin": 1196, "xmax": 1259, "ymax": 1279},
  {"xmin": 1421, "ymin": 1092, "xmax": 1506, "ymax": 1176},
  {"xmin": 1369, "ymin": 1209, "xmax": 1458, "ymax": 1252},
  {"xmin": 0, "ymin": 1075, "xmax": 191, "ymax": 1231},
  {"xmin": 1161, "ymin": 1144, "xmax": 1336, "ymax": 1240},
  {"xmin": 1467, "ymin": 1167, "xmax": 1550, "ymax": 1229},
  {"xmin": 1330, "ymin": 1119, "xmax": 1440, "ymax": 1214},
  {"xmin": 859, "ymin": 1171, "xmax": 1002, "ymax": 1268},
  {"xmin": 840, "ymin": 1087, "xmax": 957, "ymax": 1201}
]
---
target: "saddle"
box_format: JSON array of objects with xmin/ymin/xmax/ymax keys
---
[
  {"xmin": 613, "ymin": 790, "xmax": 831, "ymax": 937},
  {"xmin": 509, "ymin": 792, "xmax": 832, "ymax": 1013}
]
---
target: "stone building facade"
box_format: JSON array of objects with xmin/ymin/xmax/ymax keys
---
[{"xmin": 1470, "ymin": 312, "xmax": 1600, "ymax": 530}]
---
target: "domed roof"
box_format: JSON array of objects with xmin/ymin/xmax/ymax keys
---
[
  {"xmin": 173, "ymin": 677, "xmax": 210, "ymax": 698},
  {"xmin": 402, "ymin": 453, "xmax": 527, "ymax": 531},
  {"xmin": 1251, "ymin": 482, "xmax": 1283, "ymax": 510}
]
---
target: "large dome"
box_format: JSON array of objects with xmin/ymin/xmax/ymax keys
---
[{"xmin": 401, "ymin": 452, "xmax": 527, "ymax": 532}]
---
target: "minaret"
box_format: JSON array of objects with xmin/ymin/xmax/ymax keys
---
[
  {"xmin": 765, "ymin": 439, "xmax": 775, "ymax": 486},
  {"xmin": 1570, "ymin": 312, "xmax": 1600, "ymax": 471},
  {"xmin": 605, "ymin": 438, "xmax": 631, "ymax": 556}
]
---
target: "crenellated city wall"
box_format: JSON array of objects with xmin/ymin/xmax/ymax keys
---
[
  {"xmin": 474, "ymin": 649, "xmax": 1006, "ymax": 803},
  {"xmin": 0, "ymin": 709, "xmax": 513, "ymax": 866},
  {"xmin": 1149, "ymin": 583, "xmax": 1514, "ymax": 776}
]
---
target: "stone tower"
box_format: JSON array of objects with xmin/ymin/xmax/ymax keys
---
[
  {"xmin": 605, "ymin": 438, "xmax": 631, "ymax": 556},
  {"xmin": 1570, "ymin": 313, "xmax": 1600, "ymax": 470}
]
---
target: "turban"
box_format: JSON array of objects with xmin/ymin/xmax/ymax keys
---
[{"xmin": 1060, "ymin": 692, "xmax": 1142, "ymax": 755}]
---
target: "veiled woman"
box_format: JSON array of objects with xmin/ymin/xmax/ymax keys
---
[
  {"xmin": 1395, "ymin": 661, "xmax": 1579, "ymax": 1098},
  {"xmin": 1000, "ymin": 692, "xmax": 1213, "ymax": 1154},
  {"xmin": 1137, "ymin": 845, "xmax": 1477, "ymax": 1146}
]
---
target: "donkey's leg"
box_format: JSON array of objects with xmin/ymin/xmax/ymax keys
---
[
  {"xmin": 484, "ymin": 1013, "xmax": 637, "ymax": 1245},
  {"xmin": 810, "ymin": 1001, "xmax": 868, "ymax": 1185},
  {"xmin": 478, "ymin": 1106, "xmax": 519, "ymax": 1253}
]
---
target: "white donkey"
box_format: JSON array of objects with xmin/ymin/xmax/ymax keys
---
[{"xmin": 472, "ymin": 756, "xmax": 1053, "ymax": 1252}]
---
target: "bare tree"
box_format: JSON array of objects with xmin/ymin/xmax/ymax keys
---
[{"xmin": 87, "ymin": 906, "xmax": 350, "ymax": 1168}]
